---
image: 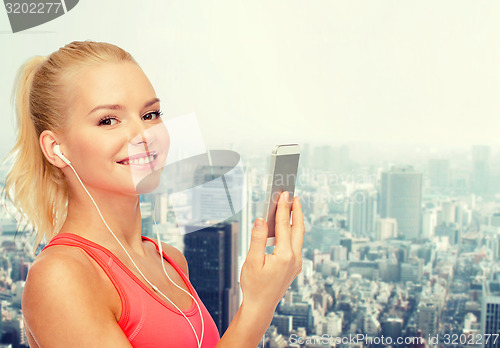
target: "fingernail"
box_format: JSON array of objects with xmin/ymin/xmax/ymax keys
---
[
  {"xmin": 256, "ymin": 218, "xmax": 264, "ymax": 227},
  {"xmin": 283, "ymin": 191, "xmax": 289, "ymax": 201}
]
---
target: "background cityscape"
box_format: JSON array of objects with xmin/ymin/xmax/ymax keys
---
[{"xmin": 1, "ymin": 141, "xmax": 500, "ymax": 347}]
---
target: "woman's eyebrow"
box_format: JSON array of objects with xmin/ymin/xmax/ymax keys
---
[{"xmin": 87, "ymin": 98, "xmax": 160, "ymax": 116}]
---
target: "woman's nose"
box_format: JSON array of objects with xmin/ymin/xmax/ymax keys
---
[{"xmin": 129, "ymin": 119, "xmax": 154, "ymax": 147}]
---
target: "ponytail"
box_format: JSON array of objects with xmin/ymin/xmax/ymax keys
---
[{"xmin": 3, "ymin": 56, "xmax": 68, "ymax": 255}]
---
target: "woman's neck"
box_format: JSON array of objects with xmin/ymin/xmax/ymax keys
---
[{"xmin": 61, "ymin": 185, "xmax": 147, "ymax": 256}]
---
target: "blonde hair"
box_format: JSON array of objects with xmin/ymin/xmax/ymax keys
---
[{"xmin": 3, "ymin": 41, "xmax": 136, "ymax": 254}]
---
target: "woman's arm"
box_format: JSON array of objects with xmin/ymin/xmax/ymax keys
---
[
  {"xmin": 217, "ymin": 191, "xmax": 304, "ymax": 347},
  {"xmin": 22, "ymin": 248, "xmax": 133, "ymax": 348}
]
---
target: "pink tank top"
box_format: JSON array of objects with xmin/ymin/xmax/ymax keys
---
[{"xmin": 42, "ymin": 233, "xmax": 221, "ymax": 347}]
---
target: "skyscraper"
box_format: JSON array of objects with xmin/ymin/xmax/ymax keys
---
[
  {"xmin": 380, "ymin": 166, "xmax": 422, "ymax": 240},
  {"xmin": 472, "ymin": 145, "xmax": 491, "ymax": 196},
  {"xmin": 183, "ymin": 221, "xmax": 239, "ymax": 335},
  {"xmin": 481, "ymin": 281, "xmax": 500, "ymax": 348},
  {"xmin": 416, "ymin": 301, "xmax": 438, "ymax": 337},
  {"xmin": 348, "ymin": 190, "xmax": 377, "ymax": 238}
]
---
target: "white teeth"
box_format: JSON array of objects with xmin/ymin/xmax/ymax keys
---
[{"xmin": 121, "ymin": 155, "xmax": 155, "ymax": 165}]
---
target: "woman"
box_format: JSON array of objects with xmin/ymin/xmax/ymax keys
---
[{"xmin": 4, "ymin": 41, "xmax": 304, "ymax": 347}]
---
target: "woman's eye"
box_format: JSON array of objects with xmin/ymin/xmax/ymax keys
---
[
  {"xmin": 98, "ymin": 117, "xmax": 118, "ymax": 126},
  {"xmin": 142, "ymin": 110, "xmax": 163, "ymax": 121}
]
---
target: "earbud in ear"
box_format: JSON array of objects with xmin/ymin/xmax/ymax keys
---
[{"xmin": 53, "ymin": 144, "xmax": 71, "ymax": 165}]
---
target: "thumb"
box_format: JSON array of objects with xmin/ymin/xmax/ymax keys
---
[{"xmin": 246, "ymin": 218, "xmax": 268, "ymax": 265}]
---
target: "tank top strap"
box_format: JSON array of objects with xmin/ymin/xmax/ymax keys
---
[{"xmin": 43, "ymin": 233, "xmax": 119, "ymax": 271}]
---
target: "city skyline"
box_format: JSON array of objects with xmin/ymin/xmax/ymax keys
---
[{"xmin": 1, "ymin": 140, "xmax": 500, "ymax": 346}]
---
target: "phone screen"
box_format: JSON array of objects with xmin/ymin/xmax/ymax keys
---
[{"xmin": 265, "ymin": 152, "xmax": 300, "ymax": 241}]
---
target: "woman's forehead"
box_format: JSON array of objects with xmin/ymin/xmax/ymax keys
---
[{"xmin": 65, "ymin": 62, "xmax": 157, "ymax": 114}]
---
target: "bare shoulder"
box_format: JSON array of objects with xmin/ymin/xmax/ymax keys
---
[
  {"xmin": 160, "ymin": 241, "xmax": 189, "ymax": 276},
  {"xmin": 24, "ymin": 245, "xmax": 97, "ymax": 297},
  {"xmin": 23, "ymin": 246, "xmax": 131, "ymax": 347},
  {"xmin": 22, "ymin": 246, "xmax": 105, "ymax": 326}
]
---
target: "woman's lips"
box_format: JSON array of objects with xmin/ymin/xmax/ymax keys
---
[{"xmin": 118, "ymin": 152, "xmax": 158, "ymax": 166}]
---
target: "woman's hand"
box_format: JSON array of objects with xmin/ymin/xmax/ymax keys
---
[
  {"xmin": 240, "ymin": 191, "xmax": 305, "ymax": 314},
  {"xmin": 216, "ymin": 191, "xmax": 304, "ymax": 347}
]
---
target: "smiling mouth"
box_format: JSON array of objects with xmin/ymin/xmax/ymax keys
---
[{"xmin": 118, "ymin": 152, "xmax": 158, "ymax": 166}]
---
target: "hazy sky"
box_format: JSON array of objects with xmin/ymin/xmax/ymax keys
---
[{"xmin": 1, "ymin": 1, "xmax": 500, "ymax": 159}]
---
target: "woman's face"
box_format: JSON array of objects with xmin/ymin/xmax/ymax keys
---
[{"xmin": 61, "ymin": 61, "xmax": 169, "ymax": 195}]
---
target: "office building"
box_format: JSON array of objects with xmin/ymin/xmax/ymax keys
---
[
  {"xmin": 481, "ymin": 282, "xmax": 500, "ymax": 348},
  {"xmin": 184, "ymin": 222, "xmax": 239, "ymax": 335},
  {"xmin": 380, "ymin": 166, "xmax": 422, "ymax": 240},
  {"xmin": 416, "ymin": 301, "xmax": 438, "ymax": 337},
  {"xmin": 348, "ymin": 190, "xmax": 377, "ymax": 238},
  {"xmin": 421, "ymin": 207, "xmax": 437, "ymax": 240},
  {"xmin": 472, "ymin": 145, "xmax": 491, "ymax": 196}
]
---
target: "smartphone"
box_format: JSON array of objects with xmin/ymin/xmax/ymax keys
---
[{"xmin": 262, "ymin": 144, "xmax": 301, "ymax": 246}]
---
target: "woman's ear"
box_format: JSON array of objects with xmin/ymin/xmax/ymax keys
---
[{"xmin": 39, "ymin": 130, "xmax": 68, "ymax": 168}]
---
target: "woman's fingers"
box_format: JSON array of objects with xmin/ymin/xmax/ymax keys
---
[
  {"xmin": 274, "ymin": 191, "xmax": 293, "ymax": 253},
  {"xmin": 245, "ymin": 218, "xmax": 268, "ymax": 267},
  {"xmin": 291, "ymin": 196, "xmax": 305, "ymax": 255}
]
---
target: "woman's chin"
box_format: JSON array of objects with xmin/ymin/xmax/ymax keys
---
[{"xmin": 133, "ymin": 169, "xmax": 162, "ymax": 194}]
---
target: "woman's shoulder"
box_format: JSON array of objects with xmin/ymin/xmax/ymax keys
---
[
  {"xmin": 22, "ymin": 245, "xmax": 133, "ymax": 347},
  {"xmin": 25, "ymin": 244, "xmax": 103, "ymax": 300},
  {"xmin": 23, "ymin": 243, "xmax": 120, "ymax": 321},
  {"xmin": 30, "ymin": 243, "xmax": 94, "ymax": 278},
  {"xmin": 23, "ymin": 244, "xmax": 113, "ymax": 314}
]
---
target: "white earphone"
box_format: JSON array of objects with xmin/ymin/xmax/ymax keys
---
[
  {"xmin": 51, "ymin": 143, "xmax": 205, "ymax": 347},
  {"xmin": 53, "ymin": 144, "xmax": 71, "ymax": 165}
]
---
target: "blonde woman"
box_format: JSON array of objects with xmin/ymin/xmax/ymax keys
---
[{"xmin": 4, "ymin": 41, "xmax": 304, "ymax": 347}]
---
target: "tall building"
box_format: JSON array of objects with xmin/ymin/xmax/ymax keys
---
[
  {"xmin": 278, "ymin": 302, "xmax": 314, "ymax": 332},
  {"xmin": 381, "ymin": 318, "xmax": 403, "ymax": 341},
  {"xmin": 472, "ymin": 145, "xmax": 491, "ymax": 196},
  {"xmin": 348, "ymin": 190, "xmax": 377, "ymax": 238},
  {"xmin": 481, "ymin": 281, "xmax": 500, "ymax": 348},
  {"xmin": 183, "ymin": 222, "xmax": 239, "ymax": 335},
  {"xmin": 380, "ymin": 166, "xmax": 422, "ymax": 240},
  {"xmin": 421, "ymin": 207, "xmax": 437, "ymax": 240},
  {"xmin": 416, "ymin": 301, "xmax": 438, "ymax": 337},
  {"xmin": 440, "ymin": 200, "xmax": 457, "ymax": 225}
]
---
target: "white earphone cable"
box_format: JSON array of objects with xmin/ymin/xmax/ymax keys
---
[
  {"xmin": 152, "ymin": 198, "xmax": 205, "ymax": 347},
  {"xmin": 67, "ymin": 162, "xmax": 204, "ymax": 348}
]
